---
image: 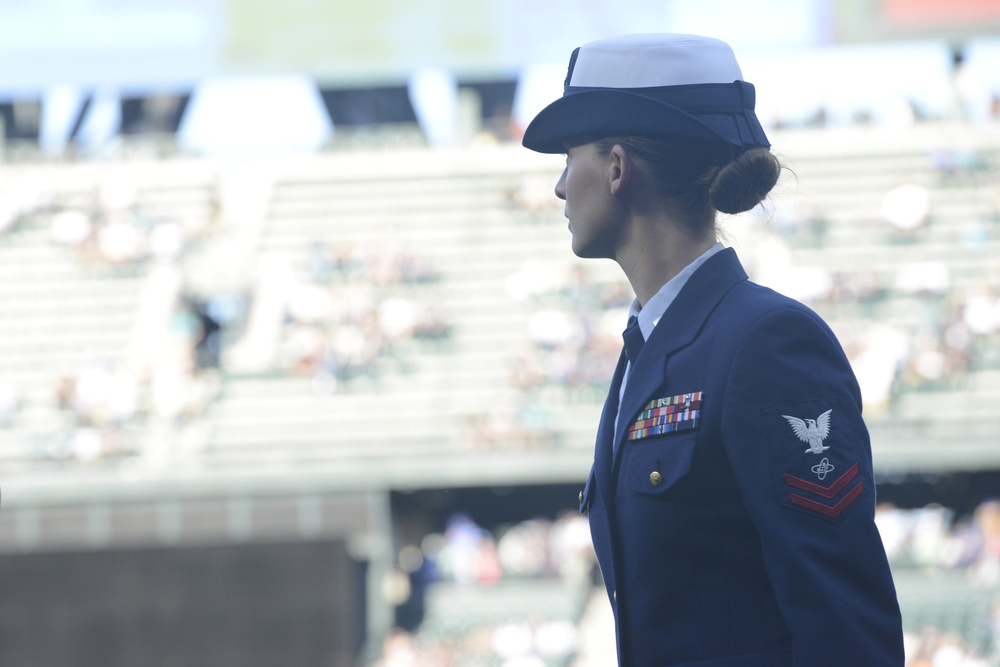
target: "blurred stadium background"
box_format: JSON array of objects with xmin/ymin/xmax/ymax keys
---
[{"xmin": 1, "ymin": 0, "xmax": 1000, "ymax": 665}]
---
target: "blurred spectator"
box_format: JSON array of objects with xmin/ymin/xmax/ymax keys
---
[
  {"xmin": 411, "ymin": 304, "xmax": 451, "ymax": 340},
  {"xmin": 498, "ymin": 518, "xmax": 552, "ymax": 578},
  {"xmin": 931, "ymin": 148, "xmax": 986, "ymax": 182},
  {"xmin": 828, "ymin": 270, "xmax": 886, "ymax": 306},
  {"xmin": 882, "ymin": 183, "xmax": 931, "ymax": 240},
  {"xmin": 0, "ymin": 378, "xmax": 20, "ymax": 426},
  {"xmin": 971, "ymin": 500, "xmax": 1000, "ymax": 586},
  {"xmin": 390, "ymin": 543, "xmax": 438, "ymax": 633},
  {"xmin": 459, "ymin": 406, "xmax": 558, "ymax": 450},
  {"xmin": 50, "ymin": 209, "xmax": 92, "ymax": 247},
  {"xmin": 895, "ymin": 262, "xmax": 950, "ymax": 297},
  {"xmin": 147, "ymin": 219, "xmax": 185, "ymax": 261},
  {"xmin": 372, "ymin": 629, "xmax": 424, "ymax": 667},
  {"xmin": 904, "ymin": 627, "xmax": 994, "ymax": 667},
  {"xmin": 43, "ymin": 359, "xmax": 142, "ymax": 463},
  {"xmin": 96, "ymin": 212, "xmax": 145, "ymax": 265},
  {"xmin": 964, "ymin": 287, "xmax": 1000, "ymax": 339},
  {"xmin": 0, "ymin": 188, "xmax": 45, "ymax": 236},
  {"xmin": 437, "ymin": 512, "xmax": 494, "ymax": 585}
]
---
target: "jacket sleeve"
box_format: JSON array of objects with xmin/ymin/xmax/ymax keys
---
[{"xmin": 719, "ymin": 306, "xmax": 905, "ymax": 667}]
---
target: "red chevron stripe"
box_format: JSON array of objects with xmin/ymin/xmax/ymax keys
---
[
  {"xmin": 788, "ymin": 481, "xmax": 864, "ymax": 519},
  {"xmin": 783, "ymin": 462, "xmax": 859, "ymax": 499}
]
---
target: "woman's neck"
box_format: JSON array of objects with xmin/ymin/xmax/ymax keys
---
[{"xmin": 617, "ymin": 215, "xmax": 717, "ymax": 306}]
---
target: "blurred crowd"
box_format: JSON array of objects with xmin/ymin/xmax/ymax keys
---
[
  {"xmin": 34, "ymin": 293, "xmax": 229, "ymax": 464},
  {"xmin": 39, "ymin": 176, "xmax": 223, "ymax": 267},
  {"xmin": 1, "ymin": 180, "xmax": 454, "ymax": 461},
  {"xmin": 878, "ymin": 499, "xmax": 1000, "ymax": 581},
  {"xmin": 905, "ymin": 624, "xmax": 1000, "ymax": 667},
  {"xmin": 503, "ymin": 254, "xmax": 1000, "ymax": 425},
  {"xmin": 882, "ymin": 500, "xmax": 1000, "ymax": 665},
  {"xmin": 500, "ymin": 144, "xmax": 1000, "ymax": 433},
  {"xmin": 2, "ymin": 136, "xmax": 995, "ymax": 467},
  {"xmin": 376, "ymin": 511, "xmax": 595, "ymax": 667},
  {"xmin": 836, "ymin": 280, "xmax": 999, "ymax": 417},
  {"xmin": 276, "ymin": 239, "xmax": 451, "ymax": 391},
  {"xmin": 0, "ymin": 175, "xmax": 239, "ymax": 464},
  {"xmin": 386, "ymin": 511, "xmax": 595, "ymax": 599},
  {"xmin": 505, "ymin": 263, "xmax": 631, "ymax": 399},
  {"xmin": 373, "ymin": 621, "xmax": 581, "ymax": 667}
]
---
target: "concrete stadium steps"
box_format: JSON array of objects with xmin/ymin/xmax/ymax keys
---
[
  {"xmin": 259, "ymin": 147, "xmax": 996, "ymax": 298},
  {"xmin": 743, "ymin": 167, "xmax": 999, "ymax": 290},
  {"xmin": 892, "ymin": 569, "xmax": 999, "ymax": 655},
  {"xmin": 794, "ymin": 189, "xmax": 997, "ymax": 232},
  {"xmin": 809, "ymin": 293, "xmax": 962, "ymax": 326},
  {"xmin": 268, "ymin": 174, "xmax": 518, "ymax": 212},
  {"xmin": 869, "ymin": 378, "xmax": 1000, "ymax": 462},
  {"xmin": 771, "ymin": 131, "xmax": 1000, "ymax": 238},
  {"xmin": 787, "ymin": 240, "xmax": 1000, "ymax": 288},
  {"xmin": 782, "ymin": 149, "xmax": 997, "ymax": 186},
  {"xmin": 262, "ymin": 204, "xmax": 558, "ymax": 238},
  {"xmin": 202, "ymin": 373, "xmax": 601, "ymax": 464},
  {"xmin": 766, "ymin": 167, "xmax": 998, "ymax": 255},
  {"xmin": 0, "ymin": 229, "xmax": 144, "ymax": 382},
  {"xmin": 782, "ymin": 159, "xmax": 940, "ymax": 196},
  {"xmin": 892, "ymin": 369, "xmax": 1000, "ymax": 420},
  {"xmin": 419, "ymin": 578, "xmax": 591, "ymax": 641},
  {"xmin": 135, "ymin": 182, "xmax": 217, "ymax": 209},
  {"xmin": 257, "ymin": 213, "xmax": 568, "ymax": 271},
  {"xmin": 0, "ymin": 409, "xmax": 74, "ymax": 461}
]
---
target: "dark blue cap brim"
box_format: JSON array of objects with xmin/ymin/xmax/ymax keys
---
[{"xmin": 522, "ymin": 81, "xmax": 769, "ymax": 154}]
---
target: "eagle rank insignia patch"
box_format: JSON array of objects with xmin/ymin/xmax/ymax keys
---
[{"xmin": 782, "ymin": 409, "xmax": 832, "ymax": 454}]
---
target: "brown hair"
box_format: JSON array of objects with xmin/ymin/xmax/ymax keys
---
[{"xmin": 594, "ymin": 136, "xmax": 782, "ymax": 234}]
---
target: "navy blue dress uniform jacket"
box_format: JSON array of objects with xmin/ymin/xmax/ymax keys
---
[{"xmin": 579, "ymin": 248, "xmax": 904, "ymax": 667}]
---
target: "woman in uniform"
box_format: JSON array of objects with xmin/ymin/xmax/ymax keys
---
[{"xmin": 521, "ymin": 33, "xmax": 904, "ymax": 667}]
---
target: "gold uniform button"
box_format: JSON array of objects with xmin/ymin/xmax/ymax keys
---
[
  {"xmin": 650, "ymin": 471, "xmax": 663, "ymax": 486},
  {"xmin": 613, "ymin": 590, "xmax": 617, "ymax": 602},
  {"xmin": 579, "ymin": 490, "xmax": 584, "ymax": 503}
]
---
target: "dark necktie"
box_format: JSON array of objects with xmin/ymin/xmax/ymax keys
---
[{"xmin": 623, "ymin": 314, "xmax": 645, "ymax": 367}]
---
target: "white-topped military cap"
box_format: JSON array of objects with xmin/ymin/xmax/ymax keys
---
[{"xmin": 522, "ymin": 33, "xmax": 769, "ymax": 154}]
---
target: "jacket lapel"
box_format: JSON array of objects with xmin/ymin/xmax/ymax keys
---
[
  {"xmin": 613, "ymin": 248, "xmax": 749, "ymax": 453},
  {"xmin": 594, "ymin": 350, "xmax": 628, "ymax": 505}
]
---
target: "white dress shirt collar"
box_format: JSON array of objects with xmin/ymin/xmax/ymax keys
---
[{"xmin": 627, "ymin": 242, "xmax": 725, "ymax": 340}]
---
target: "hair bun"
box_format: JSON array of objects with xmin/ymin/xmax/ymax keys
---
[{"xmin": 709, "ymin": 148, "xmax": 781, "ymax": 214}]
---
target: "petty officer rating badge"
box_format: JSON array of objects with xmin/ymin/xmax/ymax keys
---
[
  {"xmin": 778, "ymin": 408, "xmax": 864, "ymax": 520},
  {"xmin": 782, "ymin": 409, "xmax": 833, "ymax": 454}
]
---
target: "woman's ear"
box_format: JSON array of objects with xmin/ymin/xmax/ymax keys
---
[{"xmin": 609, "ymin": 144, "xmax": 632, "ymax": 196}]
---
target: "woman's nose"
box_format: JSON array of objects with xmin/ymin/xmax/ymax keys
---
[{"xmin": 554, "ymin": 169, "xmax": 567, "ymax": 200}]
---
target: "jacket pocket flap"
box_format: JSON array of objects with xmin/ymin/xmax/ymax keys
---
[{"xmin": 624, "ymin": 435, "xmax": 696, "ymax": 495}]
